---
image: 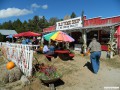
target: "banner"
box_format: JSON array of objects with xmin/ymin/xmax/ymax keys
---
[{"xmin": 56, "ymin": 17, "xmax": 82, "ymax": 30}]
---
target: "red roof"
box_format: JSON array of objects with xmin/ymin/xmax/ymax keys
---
[
  {"xmin": 42, "ymin": 16, "xmax": 120, "ymax": 32},
  {"xmin": 43, "ymin": 25, "xmax": 55, "ymax": 33},
  {"xmin": 84, "ymin": 16, "xmax": 120, "ymax": 27}
]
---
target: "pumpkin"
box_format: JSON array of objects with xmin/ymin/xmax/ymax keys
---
[
  {"xmin": 80, "ymin": 54, "xmax": 84, "ymax": 57},
  {"xmin": 6, "ymin": 61, "xmax": 15, "ymax": 70},
  {"xmin": 39, "ymin": 46, "xmax": 43, "ymax": 53},
  {"xmin": 40, "ymin": 46, "xmax": 43, "ymax": 51},
  {"xmin": 86, "ymin": 50, "xmax": 90, "ymax": 55}
]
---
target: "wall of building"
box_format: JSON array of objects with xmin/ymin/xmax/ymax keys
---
[{"xmin": 84, "ymin": 16, "xmax": 120, "ymax": 27}]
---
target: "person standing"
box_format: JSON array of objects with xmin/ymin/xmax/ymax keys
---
[
  {"xmin": 22, "ymin": 37, "xmax": 27, "ymax": 44},
  {"xmin": 26, "ymin": 38, "xmax": 31, "ymax": 44},
  {"xmin": 87, "ymin": 38, "xmax": 101, "ymax": 74}
]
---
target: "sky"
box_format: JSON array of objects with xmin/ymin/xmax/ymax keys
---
[{"xmin": 0, "ymin": 0, "xmax": 120, "ymax": 24}]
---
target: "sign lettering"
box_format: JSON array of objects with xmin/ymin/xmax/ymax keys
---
[{"xmin": 56, "ymin": 17, "xmax": 82, "ymax": 30}]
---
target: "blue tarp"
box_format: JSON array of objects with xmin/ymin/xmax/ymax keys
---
[{"xmin": 6, "ymin": 34, "xmax": 13, "ymax": 38}]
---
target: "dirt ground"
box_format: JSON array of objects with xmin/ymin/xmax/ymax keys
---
[
  {"xmin": 0, "ymin": 51, "xmax": 120, "ymax": 90},
  {"xmin": 23, "ymin": 52, "xmax": 120, "ymax": 90}
]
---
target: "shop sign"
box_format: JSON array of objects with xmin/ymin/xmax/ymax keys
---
[{"xmin": 56, "ymin": 17, "xmax": 82, "ymax": 30}]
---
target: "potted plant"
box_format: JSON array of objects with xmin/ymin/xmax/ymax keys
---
[{"xmin": 35, "ymin": 63, "xmax": 62, "ymax": 84}]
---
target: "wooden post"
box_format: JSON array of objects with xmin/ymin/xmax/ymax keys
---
[
  {"xmin": 82, "ymin": 29, "xmax": 87, "ymax": 53},
  {"xmin": 65, "ymin": 42, "xmax": 69, "ymax": 49},
  {"xmin": 81, "ymin": 10, "xmax": 87, "ymax": 53},
  {"xmin": 109, "ymin": 26, "xmax": 116, "ymax": 58},
  {"xmin": 49, "ymin": 84, "xmax": 55, "ymax": 90}
]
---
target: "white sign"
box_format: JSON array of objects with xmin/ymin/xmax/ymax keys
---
[
  {"xmin": 74, "ymin": 44, "xmax": 82, "ymax": 51},
  {"xmin": 104, "ymin": 87, "xmax": 119, "ymax": 90},
  {"xmin": 56, "ymin": 17, "xmax": 82, "ymax": 30}
]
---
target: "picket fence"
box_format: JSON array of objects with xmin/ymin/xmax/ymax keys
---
[
  {"xmin": 0, "ymin": 42, "xmax": 39, "ymax": 50},
  {"xmin": 0, "ymin": 42, "xmax": 37, "ymax": 76}
]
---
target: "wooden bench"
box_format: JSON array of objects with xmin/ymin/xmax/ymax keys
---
[
  {"xmin": 44, "ymin": 54, "xmax": 54, "ymax": 61},
  {"xmin": 55, "ymin": 50, "xmax": 70, "ymax": 54},
  {"xmin": 45, "ymin": 55, "xmax": 53, "ymax": 58},
  {"xmin": 55, "ymin": 50, "xmax": 75, "ymax": 60},
  {"xmin": 69, "ymin": 53, "xmax": 74, "ymax": 59}
]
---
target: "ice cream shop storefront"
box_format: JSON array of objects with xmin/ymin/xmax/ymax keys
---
[
  {"xmin": 43, "ymin": 16, "xmax": 120, "ymax": 58},
  {"xmin": 84, "ymin": 16, "xmax": 120, "ymax": 58}
]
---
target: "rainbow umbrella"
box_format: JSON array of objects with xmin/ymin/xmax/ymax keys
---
[
  {"xmin": 43, "ymin": 31, "xmax": 75, "ymax": 42},
  {"xmin": 43, "ymin": 31, "xmax": 57, "ymax": 41}
]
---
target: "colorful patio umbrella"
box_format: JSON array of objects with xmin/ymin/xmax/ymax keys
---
[
  {"xmin": 43, "ymin": 31, "xmax": 57, "ymax": 41},
  {"xmin": 14, "ymin": 31, "xmax": 41, "ymax": 37},
  {"xmin": 43, "ymin": 31, "xmax": 75, "ymax": 42}
]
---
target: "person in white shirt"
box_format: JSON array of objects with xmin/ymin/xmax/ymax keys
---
[{"xmin": 43, "ymin": 43, "xmax": 49, "ymax": 54}]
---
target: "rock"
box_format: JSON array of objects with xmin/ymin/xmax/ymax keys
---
[
  {"xmin": 0, "ymin": 64, "xmax": 22, "ymax": 84},
  {"xmin": 0, "ymin": 64, "xmax": 9, "ymax": 84},
  {"xmin": 20, "ymin": 75, "xmax": 30, "ymax": 86},
  {"xmin": 0, "ymin": 71, "xmax": 9, "ymax": 84},
  {"xmin": 14, "ymin": 67, "xmax": 22, "ymax": 80},
  {"xmin": 0, "ymin": 80, "xmax": 24, "ymax": 90}
]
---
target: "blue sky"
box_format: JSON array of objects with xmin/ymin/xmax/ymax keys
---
[{"xmin": 0, "ymin": 0, "xmax": 120, "ymax": 24}]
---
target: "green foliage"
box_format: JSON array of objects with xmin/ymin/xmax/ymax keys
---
[
  {"xmin": 0, "ymin": 33, "xmax": 4, "ymax": 42},
  {"xmin": 12, "ymin": 19, "xmax": 23, "ymax": 33},
  {"xmin": 0, "ymin": 16, "xmax": 49, "ymax": 33},
  {"xmin": 2, "ymin": 20, "xmax": 14, "ymax": 30},
  {"xmin": 102, "ymin": 56, "xmax": 120, "ymax": 68},
  {"xmin": 0, "ymin": 12, "xmax": 79, "ymax": 33},
  {"xmin": 70, "ymin": 12, "xmax": 77, "ymax": 18},
  {"xmin": 49, "ymin": 17, "xmax": 59, "ymax": 26},
  {"xmin": 64, "ymin": 15, "xmax": 71, "ymax": 20},
  {"xmin": 69, "ymin": 49, "xmax": 75, "ymax": 54},
  {"xmin": 81, "ymin": 10, "xmax": 84, "ymax": 26}
]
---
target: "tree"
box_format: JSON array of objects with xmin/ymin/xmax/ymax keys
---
[
  {"xmin": 38, "ymin": 16, "xmax": 49, "ymax": 32},
  {"xmin": 27, "ymin": 19, "xmax": 34, "ymax": 31},
  {"xmin": 33, "ymin": 16, "xmax": 40, "ymax": 32},
  {"xmin": 81, "ymin": 10, "xmax": 84, "ymax": 26},
  {"xmin": 0, "ymin": 33, "xmax": 4, "ymax": 42},
  {"xmin": 22, "ymin": 20, "xmax": 28, "ymax": 31},
  {"xmin": 70, "ymin": 12, "xmax": 76, "ymax": 18},
  {"xmin": 33, "ymin": 16, "xmax": 39, "ymax": 25},
  {"xmin": 0, "ymin": 14, "xmax": 64, "ymax": 33},
  {"xmin": 64, "ymin": 15, "xmax": 71, "ymax": 20},
  {"xmin": 49, "ymin": 17, "xmax": 59, "ymax": 26},
  {"xmin": 2, "ymin": 20, "xmax": 13, "ymax": 29},
  {"xmin": 0, "ymin": 23, "xmax": 2, "ymax": 28},
  {"xmin": 12, "ymin": 19, "xmax": 23, "ymax": 33}
]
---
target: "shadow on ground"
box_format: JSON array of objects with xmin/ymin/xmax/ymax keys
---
[
  {"xmin": 43, "ymin": 79, "xmax": 64, "ymax": 86},
  {"xmin": 83, "ymin": 61, "xmax": 94, "ymax": 73}
]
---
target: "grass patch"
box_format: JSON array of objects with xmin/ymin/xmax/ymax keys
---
[
  {"xmin": 0, "ymin": 56, "xmax": 6, "ymax": 66},
  {"xmin": 102, "ymin": 56, "xmax": 120, "ymax": 68}
]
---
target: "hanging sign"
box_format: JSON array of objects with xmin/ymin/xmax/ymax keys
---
[{"xmin": 56, "ymin": 17, "xmax": 82, "ymax": 30}]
